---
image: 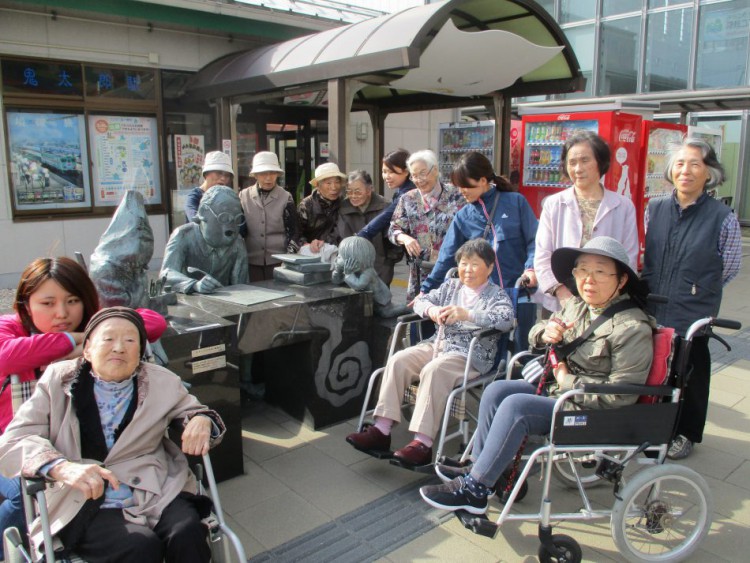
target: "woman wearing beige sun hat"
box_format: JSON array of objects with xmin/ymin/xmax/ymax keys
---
[
  {"xmin": 298, "ymin": 162, "xmax": 347, "ymax": 253},
  {"xmin": 239, "ymin": 152, "xmax": 300, "ymax": 281}
]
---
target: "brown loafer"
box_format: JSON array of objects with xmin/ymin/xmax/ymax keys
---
[
  {"xmin": 346, "ymin": 425, "xmax": 391, "ymax": 452},
  {"xmin": 393, "ymin": 440, "xmax": 432, "ymax": 466}
]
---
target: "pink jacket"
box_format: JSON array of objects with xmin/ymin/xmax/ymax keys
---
[
  {"xmin": 534, "ymin": 187, "xmax": 639, "ymax": 311},
  {"xmin": 0, "ymin": 309, "xmax": 167, "ymax": 432}
]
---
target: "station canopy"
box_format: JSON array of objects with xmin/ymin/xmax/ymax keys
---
[{"xmin": 186, "ymin": 0, "xmax": 584, "ymax": 110}]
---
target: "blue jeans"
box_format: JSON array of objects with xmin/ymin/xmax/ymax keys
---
[
  {"xmin": 470, "ymin": 379, "xmax": 556, "ymax": 487},
  {"xmin": 0, "ymin": 474, "xmax": 26, "ymax": 558}
]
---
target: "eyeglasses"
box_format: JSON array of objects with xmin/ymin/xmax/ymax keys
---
[
  {"xmin": 571, "ymin": 267, "xmax": 618, "ymax": 283},
  {"xmin": 409, "ymin": 166, "xmax": 434, "ymax": 182},
  {"xmin": 204, "ymin": 204, "xmax": 246, "ymax": 226},
  {"xmin": 345, "ymin": 188, "xmax": 368, "ymax": 196}
]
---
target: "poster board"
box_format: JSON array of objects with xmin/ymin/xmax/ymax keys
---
[
  {"xmin": 174, "ymin": 134, "xmax": 204, "ymax": 190},
  {"xmin": 88, "ymin": 114, "xmax": 162, "ymax": 206},
  {"xmin": 6, "ymin": 110, "xmax": 91, "ymax": 211}
]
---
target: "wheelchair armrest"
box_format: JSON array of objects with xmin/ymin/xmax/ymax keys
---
[
  {"xmin": 582, "ymin": 383, "xmax": 675, "ymax": 397},
  {"xmin": 24, "ymin": 476, "xmax": 48, "ymax": 495},
  {"xmin": 396, "ymin": 313, "xmax": 422, "ymax": 324},
  {"xmin": 475, "ymin": 327, "xmax": 503, "ymax": 339}
]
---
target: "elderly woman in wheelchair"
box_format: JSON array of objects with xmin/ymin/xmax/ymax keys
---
[
  {"xmin": 421, "ymin": 236, "xmax": 655, "ymax": 514},
  {"xmin": 346, "ymin": 238, "xmax": 514, "ymax": 467},
  {"xmin": 0, "ymin": 307, "xmax": 224, "ymax": 563}
]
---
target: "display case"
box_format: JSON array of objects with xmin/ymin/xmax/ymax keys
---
[{"xmin": 438, "ymin": 120, "xmax": 494, "ymax": 183}]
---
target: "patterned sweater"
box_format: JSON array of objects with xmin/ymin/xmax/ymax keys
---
[{"xmin": 413, "ymin": 278, "xmax": 514, "ymax": 373}]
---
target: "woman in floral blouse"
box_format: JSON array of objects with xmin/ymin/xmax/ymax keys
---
[{"xmin": 388, "ymin": 150, "xmax": 464, "ymax": 301}]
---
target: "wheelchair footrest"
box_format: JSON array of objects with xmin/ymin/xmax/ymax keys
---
[
  {"xmin": 388, "ymin": 457, "xmax": 435, "ymax": 472},
  {"xmin": 455, "ymin": 510, "xmax": 498, "ymax": 538},
  {"xmin": 356, "ymin": 447, "xmax": 393, "ymax": 460}
]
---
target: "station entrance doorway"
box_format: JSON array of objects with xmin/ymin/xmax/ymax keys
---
[{"xmin": 235, "ymin": 104, "xmax": 328, "ymax": 203}]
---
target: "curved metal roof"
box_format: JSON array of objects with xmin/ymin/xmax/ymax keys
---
[{"xmin": 186, "ymin": 0, "xmax": 584, "ymax": 106}]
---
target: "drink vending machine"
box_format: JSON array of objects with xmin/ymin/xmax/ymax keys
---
[
  {"xmin": 438, "ymin": 120, "xmax": 495, "ymax": 183},
  {"xmin": 636, "ymin": 121, "xmax": 688, "ymax": 264},
  {"xmin": 519, "ymin": 110, "xmax": 643, "ymax": 218}
]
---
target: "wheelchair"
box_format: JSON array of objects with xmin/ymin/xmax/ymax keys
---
[
  {"xmin": 353, "ymin": 276, "xmax": 535, "ymax": 470},
  {"xmin": 2, "ymin": 453, "xmax": 247, "ymax": 563},
  {"xmin": 446, "ymin": 315, "xmax": 741, "ymax": 563}
]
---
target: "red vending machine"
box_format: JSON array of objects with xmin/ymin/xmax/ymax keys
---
[
  {"xmin": 519, "ymin": 110, "xmax": 643, "ymax": 217},
  {"xmin": 636, "ymin": 121, "xmax": 687, "ymax": 266}
]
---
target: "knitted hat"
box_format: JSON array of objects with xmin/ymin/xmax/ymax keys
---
[{"xmin": 83, "ymin": 307, "xmax": 148, "ymax": 357}]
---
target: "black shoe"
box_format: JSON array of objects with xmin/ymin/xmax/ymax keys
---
[
  {"xmin": 435, "ymin": 462, "xmax": 472, "ymax": 483},
  {"xmin": 420, "ymin": 476, "xmax": 489, "ymax": 515}
]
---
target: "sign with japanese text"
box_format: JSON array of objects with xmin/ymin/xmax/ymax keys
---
[
  {"xmin": 88, "ymin": 115, "xmax": 162, "ymax": 206},
  {"xmin": 6, "ymin": 110, "xmax": 90, "ymax": 211},
  {"xmin": 1, "ymin": 59, "xmax": 83, "ymax": 97},
  {"xmin": 174, "ymin": 134, "xmax": 205, "ymax": 190},
  {"xmin": 84, "ymin": 66, "xmax": 156, "ymax": 101}
]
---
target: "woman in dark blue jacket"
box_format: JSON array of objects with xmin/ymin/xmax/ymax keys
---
[
  {"xmin": 421, "ymin": 151, "xmax": 538, "ymax": 294},
  {"xmin": 357, "ymin": 149, "xmax": 416, "ymax": 244}
]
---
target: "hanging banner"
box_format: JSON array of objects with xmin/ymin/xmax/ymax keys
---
[
  {"xmin": 89, "ymin": 115, "xmax": 162, "ymax": 206},
  {"xmin": 174, "ymin": 134, "xmax": 205, "ymax": 190}
]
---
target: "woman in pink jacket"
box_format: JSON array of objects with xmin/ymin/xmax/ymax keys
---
[
  {"xmin": 534, "ymin": 131, "xmax": 638, "ymax": 312},
  {"xmin": 0, "ymin": 257, "xmax": 166, "ymax": 557}
]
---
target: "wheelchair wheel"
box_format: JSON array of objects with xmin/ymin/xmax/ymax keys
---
[
  {"xmin": 611, "ymin": 464, "xmax": 712, "ymax": 562},
  {"xmin": 538, "ymin": 534, "xmax": 582, "ymax": 563},
  {"xmin": 551, "ymin": 451, "xmax": 610, "ymax": 489}
]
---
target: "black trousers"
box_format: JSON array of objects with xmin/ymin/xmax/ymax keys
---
[
  {"xmin": 675, "ymin": 336, "xmax": 712, "ymax": 443},
  {"xmin": 69, "ymin": 494, "xmax": 210, "ymax": 563}
]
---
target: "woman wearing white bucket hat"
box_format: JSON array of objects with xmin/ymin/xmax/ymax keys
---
[
  {"xmin": 298, "ymin": 162, "xmax": 347, "ymax": 252},
  {"xmin": 239, "ymin": 152, "xmax": 300, "ymax": 281},
  {"xmin": 184, "ymin": 151, "xmax": 234, "ymax": 223}
]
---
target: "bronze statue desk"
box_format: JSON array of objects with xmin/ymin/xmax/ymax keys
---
[{"xmin": 159, "ymin": 281, "xmax": 393, "ymax": 481}]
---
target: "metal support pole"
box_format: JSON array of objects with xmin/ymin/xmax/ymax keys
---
[
  {"xmin": 492, "ymin": 93, "xmax": 512, "ymax": 177},
  {"xmin": 368, "ymin": 107, "xmax": 387, "ymax": 195},
  {"xmin": 328, "ymin": 78, "xmax": 350, "ymax": 170}
]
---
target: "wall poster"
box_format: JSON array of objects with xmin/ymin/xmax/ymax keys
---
[
  {"xmin": 89, "ymin": 114, "xmax": 162, "ymax": 206},
  {"xmin": 6, "ymin": 110, "xmax": 91, "ymax": 211},
  {"xmin": 174, "ymin": 134, "xmax": 204, "ymax": 190}
]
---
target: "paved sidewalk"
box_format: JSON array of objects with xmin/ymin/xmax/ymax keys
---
[{"xmin": 219, "ymin": 237, "xmax": 750, "ymax": 562}]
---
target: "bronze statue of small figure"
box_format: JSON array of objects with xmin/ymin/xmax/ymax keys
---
[{"xmin": 332, "ymin": 236, "xmax": 408, "ymax": 318}]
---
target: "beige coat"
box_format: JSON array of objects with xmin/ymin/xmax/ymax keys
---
[{"xmin": 0, "ymin": 359, "xmax": 225, "ymax": 555}]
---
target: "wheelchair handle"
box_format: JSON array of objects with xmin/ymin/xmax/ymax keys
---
[{"xmin": 712, "ymin": 318, "xmax": 742, "ymax": 331}]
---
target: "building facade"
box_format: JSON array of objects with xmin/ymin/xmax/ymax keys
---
[{"xmin": 524, "ymin": 0, "xmax": 750, "ymax": 223}]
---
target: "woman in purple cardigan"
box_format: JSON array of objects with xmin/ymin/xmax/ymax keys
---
[{"xmin": 534, "ymin": 131, "xmax": 638, "ymax": 312}]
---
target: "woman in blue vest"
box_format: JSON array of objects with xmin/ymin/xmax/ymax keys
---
[{"xmin": 641, "ymin": 137, "xmax": 742, "ymax": 460}]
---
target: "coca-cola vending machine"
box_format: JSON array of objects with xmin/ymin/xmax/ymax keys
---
[
  {"xmin": 637, "ymin": 121, "xmax": 688, "ymax": 266},
  {"xmin": 519, "ymin": 110, "xmax": 643, "ymax": 217}
]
